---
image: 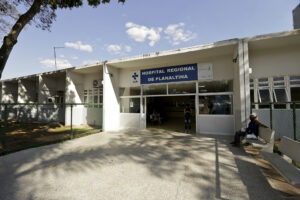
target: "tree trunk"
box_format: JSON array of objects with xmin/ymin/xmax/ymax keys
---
[{"xmin": 0, "ymin": 0, "xmax": 42, "ymax": 79}]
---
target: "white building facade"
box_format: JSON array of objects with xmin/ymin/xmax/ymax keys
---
[{"xmin": 1, "ymin": 29, "xmax": 300, "ymax": 137}]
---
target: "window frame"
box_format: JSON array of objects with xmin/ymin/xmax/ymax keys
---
[
  {"xmin": 198, "ymin": 92, "xmax": 233, "ymax": 115},
  {"xmin": 119, "ymin": 96, "xmax": 141, "ymax": 113}
]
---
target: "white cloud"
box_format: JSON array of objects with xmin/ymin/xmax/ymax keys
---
[
  {"xmin": 107, "ymin": 44, "xmax": 122, "ymax": 54},
  {"xmin": 59, "ymin": 54, "xmax": 65, "ymax": 58},
  {"xmin": 71, "ymin": 56, "xmax": 78, "ymax": 60},
  {"xmin": 64, "ymin": 41, "xmax": 93, "ymax": 52},
  {"xmin": 106, "ymin": 44, "xmax": 132, "ymax": 55},
  {"xmin": 40, "ymin": 59, "xmax": 72, "ymax": 69},
  {"xmin": 164, "ymin": 22, "xmax": 196, "ymax": 45},
  {"xmin": 125, "ymin": 45, "xmax": 132, "ymax": 52},
  {"xmin": 125, "ymin": 22, "xmax": 162, "ymax": 46}
]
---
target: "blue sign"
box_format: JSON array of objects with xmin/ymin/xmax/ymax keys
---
[{"xmin": 140, "ymin": 63, "xmax": 198, "ymax": 84}]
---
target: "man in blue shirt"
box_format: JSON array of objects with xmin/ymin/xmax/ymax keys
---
[{"xmin": 231, "ymin": 113, "xmax": 267, "ymax": 147}]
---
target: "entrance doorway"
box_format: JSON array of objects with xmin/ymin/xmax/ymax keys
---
[{"xmin": 146, "ymin": 96, "xmax": 196, "ymax": 133}]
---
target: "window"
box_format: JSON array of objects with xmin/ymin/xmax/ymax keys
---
[
  {"xmin": 250, "ymin": 79, "xmax": 254, "ymax": 88},
  {"xmin": 55, "ymin": 96, "xmax": 63, "ymax": 104},
  {"xmin": 258, "ymin": 77, "xmax": 269, "ymax": 87},
  {"xmin": 199, "ymin": 95, "xmax": 233, "ymax": 115},
  {"xmin": 290, "ymin": 75, "xmax": 300, "ymax": 104},
  {"xmin": 199, "ymin": 80, "xmax": 233, "ymax": 93},
  {"xmin": 290, "ymin": 76, "xmax": 300, "ymax": 80},
  {"xmin": 120, "ymin": 98, "xmax": 140, "ymax": 113},
  {"xmin": 273, "ymin": 88, "xmax": 288, "ymax": 109},
  {"xmin": 120, "ymin": 86, "xmax": 141, "ymax": 96},
  {"xmin": 272, "ymin": 77, "xmax": 288, "ymax": 109},
  {"xmin": 168, "ymin": 82, "xmax": 196, "ymax": 94},
  {"xmin": 250, "ymin": 79, "xmax": 255, "ymax": 108},
  {"xmin": 291, "ymin": 87, "xmax": 300, "ymax": 101},
  {"xmin": 291, "ymin": 87, "xmax": 300, "ymax": 108},
  {"xmin": 198, "ymin": 80, "xmax": 233, "ymax": 115},
  {"xmin": 88, "ymin": 90, "xmax": 93, "ymax": 107},
  {"xmin": 83, "ymin": 90, "xmax": 88, "ymax": 103},
  {"xmin": 94, "ymin": 95, "xmax": 98, "ymax": 108},
  {"xmin": 250, "ymin": 89, "xmax": 255, "ymax": 108},
  {"xmin": 290, "ymin": 76, "xmax": 300, "ymax": 86},
  {"xmin": 142, "ymin": 84, "xmax": 167, "ymax": 95},
  {"xmin": 273, "ymin": 77, "xmax": 284, "ymax": 81},
  {"xmin": 258, "ymin": 89, "xmax": 271, "ymax": 108},
  {"xmin": 273, "ymin": 88, "xmax": 288, "ymax": 102},
  {"xmin": 291, "ymin": 81, "xmax": 300, "ymax": 86},
  {"xmin": 258, "ymin": 78, "xmax": 268, "ymax": 82},
  {"xmin": 257, "ymin": 77, "xmax": 271, "ymax": 108},
  {"xmin": 258, "ymin": 89, "xmax": 271, "ymax": 103},
  {"xmin": 83, "ymin": 87, "xmax": 103, "ymax": 108},
  {"xmin": 99, "ymin": 87, "xmax": 103, "ymax": 103}
]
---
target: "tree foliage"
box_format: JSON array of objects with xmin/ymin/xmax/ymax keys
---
[
  {"xmin": 0, "ymin": 1, "xmax": 20, "ymax": 36},
  {"xmin": 0, "ymin": 0, "xmax": 125, "ymax": 79}
]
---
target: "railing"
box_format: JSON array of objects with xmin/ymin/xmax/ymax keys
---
[
  {"xmin": 0, "ymin": 103, "xmax": 103, "ymax": 155},
  {"xmin": 251, "ymin": 102, "xmax": 300, "ymax": 140}
]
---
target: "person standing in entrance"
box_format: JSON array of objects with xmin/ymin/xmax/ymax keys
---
[{"xmin": 184, "ymin": 104, "xmax": 192, "ymax": 133}]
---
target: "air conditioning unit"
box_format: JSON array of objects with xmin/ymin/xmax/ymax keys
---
[{"xmin": 93, "ymin": 79, "xmax": 102, "ymax": 88}]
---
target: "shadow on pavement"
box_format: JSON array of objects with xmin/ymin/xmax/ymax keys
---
[{"xmin": 0, "ymin": 128, "xmax": 281, "ymax": 200}]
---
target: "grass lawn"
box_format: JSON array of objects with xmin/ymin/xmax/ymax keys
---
[{"xmin": 0, "ymin": 120, "xmax": 101, "ymax": 155}]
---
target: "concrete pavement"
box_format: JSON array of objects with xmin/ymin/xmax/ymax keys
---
[{"xmin": 0, "ymin": 129, "xmax": 281, "ymax": 200}]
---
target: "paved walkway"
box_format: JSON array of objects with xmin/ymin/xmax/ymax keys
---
[{"xmin": 0, "ymin": 129, "xmax": 281, "ymax": 200}]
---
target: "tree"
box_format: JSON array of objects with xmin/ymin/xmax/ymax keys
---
[
  {"xmin": 0, "ymin": 1, "xmax": 19, "ymax": 36},
  {"xmin": 0, "ymin": 0, "xmax": 125, "ymax": 79}
]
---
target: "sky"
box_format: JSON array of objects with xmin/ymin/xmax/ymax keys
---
[{"xmin": 1, "ymin": 0, "xmax": 299, "ymax": 80}]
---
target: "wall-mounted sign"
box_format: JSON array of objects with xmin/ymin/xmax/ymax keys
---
[
  {"xmin": 198, "ymin": 63, "xmax": 213, "ymax": 80},
  {"xmin": 141, "ymin": 63, "xmax": 198, "ymax": 84}
]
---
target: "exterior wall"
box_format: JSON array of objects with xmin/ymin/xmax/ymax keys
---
[
  {"xmin": 83, "ymin": 72, "xmax": 103, "ymax": 127},
  {"xmin": 38, "ymin": 74, "xmax": 66, "ymax": 123},
  {"xmin": 249, "ymin": 45, "xmax": 300, "ymax": 78},
  {"xmin": 18, "ymin": 79, "xmax": 38, "ymax": 103},
  {"xmin": 38, "ymin": 74, "xmax": 66, "ymax": 103},
  {"xmin": 197, "ymin": 115, "xmax": 235, "ymax": 135},
  {"xmin": 2, "ymin": 81, "xmax": 18, "ymax": 103},
  {"xmin": 249, "ymin": 43, "xmax": 300, "ymax": 138},
  {"xmin": 65, "ymin": 70, "xmax": 84, "ymax": 126},
  {"xmin": 83, "ymin": 73, "xmax": 103, "ymax": 90},
  {"xmin": 119, "ymin": 55, "xmax": 234, "ymax": 86},
  {"xmin": 65, "ymin": 70, "xmax": 103, "ymax": 127},
  {"xmin": 118, "ymin": 53, "xmax": 236, "ymax": 134},
  {"xmin": 119, "ymin": 113, "xmax": 140, "ymax": 129},
  {"xmin": 103, "ymin": 64, "xmax": 120, "ymax": 131},
  {"xmin": 17, "ymin": 79, "xmax": 39, "ymax": 121},
  {"xmin": 119, "ymin": 69, "xmax": 141, "ymax": 130},
  {"xmin": 197, "ymin": 55, "xmax": 235, "ymax": 135},
  {"xmin": 65, "ymin": 70, "xmax": 83, "ymax": 104},
  {"xmin": 2, "ymin": 81, "xmax": 18, "ymax": 119}
]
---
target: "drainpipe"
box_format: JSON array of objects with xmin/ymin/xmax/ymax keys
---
[{"xmin": 102, "ymin": 60, "xmax": 108, "ymax": 132}]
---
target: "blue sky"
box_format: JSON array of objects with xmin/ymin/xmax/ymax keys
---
[{"xmin": 1, "ymin": 0, "xmax": 299, "ymax": 79}]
